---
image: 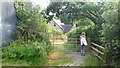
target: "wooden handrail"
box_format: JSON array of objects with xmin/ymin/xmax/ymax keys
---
[
  {"xmin": 90, "ymin": 42, "xmax": 106, "ymax": 63},
  {"xmin": 91, "ymin": 46, "xmax": 104, "ymax": 55},
  {"xmin": 91, "ymin": 42, "xmax": 105, "ymax": 49},
  {"xmin": 91, "ymin": 50, "xmax": 105, "ymax": 62}
]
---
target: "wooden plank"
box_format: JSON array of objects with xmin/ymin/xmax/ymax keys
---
[
  {"xmin": 91, "ymin": 46, "xmax": 104, "ymax": 55},
  {"xmin": 91, "ymin": 42, "xmax": 105, "ymax": 49},
  {"xmin": 91, "ymin": 50, "xmax": 105, "ymax": 62}
]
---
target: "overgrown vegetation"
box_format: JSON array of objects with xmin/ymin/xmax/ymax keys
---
[
  {"xmin": 2, "ymin": 1, "xmax": 53, "ymax": 66},
  {"xmin": 3, "ymin": 41, "xmax": 49, "ymax": 66}
]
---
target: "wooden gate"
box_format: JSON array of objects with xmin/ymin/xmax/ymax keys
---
[{"xmin": 49, "ymin": 38, "xmax": 81, "ymax": 52}]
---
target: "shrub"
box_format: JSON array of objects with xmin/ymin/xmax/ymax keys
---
[{"xmin": 2, "ymin": 41, "xmax": 52, "ymax": 66}]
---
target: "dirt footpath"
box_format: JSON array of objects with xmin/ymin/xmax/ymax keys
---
[
  {"xmin": 48, "ymin": 37, "xmax": 87, "ymax": 66},
  {"xmin": 58, "ymin": 50, "xmax": 87, "ymax": 66}
]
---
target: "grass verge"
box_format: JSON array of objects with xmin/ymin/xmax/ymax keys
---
[{"xmin": 83, "ymin": 52, "xmax": 102, "ymax": 66}]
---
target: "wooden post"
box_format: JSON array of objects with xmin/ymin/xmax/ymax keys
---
[{"xmin": 104, "ymin": 47, "xmax": 112, "ymax": 65}]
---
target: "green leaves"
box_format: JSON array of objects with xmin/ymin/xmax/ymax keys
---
[
  {"xmin": 14, "ymin": 1, "xmax": 50, "ymax": 41},
  {"xmin": 2, "ymin": 1, "xmax": 53, "ymax": 66},
  {"xmin": 100, "ymin": 5, "xmax": 120, "ymax": 64},
  {"xmin": 2, "ymin": 41, "xmax": 52, "ymax": 66},
  {"xmin": 46, "ymin": 2, "xmax": 109, "ymax": 26}
]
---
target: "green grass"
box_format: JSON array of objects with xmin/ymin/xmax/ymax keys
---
[
  {"xmin": 48, "ymin": 45, "xmax": 70, "ymax": 66},
  {"xmin": 49, "ymin": 58, "xmax": 70, "ymax": 66},
  {"xmin": 83, "ymin": 53, "xmax": 102, "ymax": 66},
  {"xmin": 2, "ymin": 59, "xmax": 29, "ymax": 66}
]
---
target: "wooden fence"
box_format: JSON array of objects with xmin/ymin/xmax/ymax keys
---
[{"xmin": 90, "ymin": 41, "xmax": 106, "ymax": 63}]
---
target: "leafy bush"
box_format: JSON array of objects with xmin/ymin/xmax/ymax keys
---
[
  {"xmin": 2, "ymin": 41, "xmax": 52, "ymax": 66},
  {"xmin": 14, "ymin": 1, "xmax": 50, "ymax": 41},
  {"xmin": 2, "ymin": 1, "xmax": 53, "ymax": 66},
  {"xmin": 14, "ymin": 1, "xmax": 53, "ymax": 46}
]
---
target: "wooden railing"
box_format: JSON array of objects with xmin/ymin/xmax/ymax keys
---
[{"xmin": 90, "ymin": 42, "xmax": 106, "ymax": 63}]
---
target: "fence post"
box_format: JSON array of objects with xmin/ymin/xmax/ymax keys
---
[{"xmin": 105, "ymin": 47, "xmax": 112, "ymax": 65}]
